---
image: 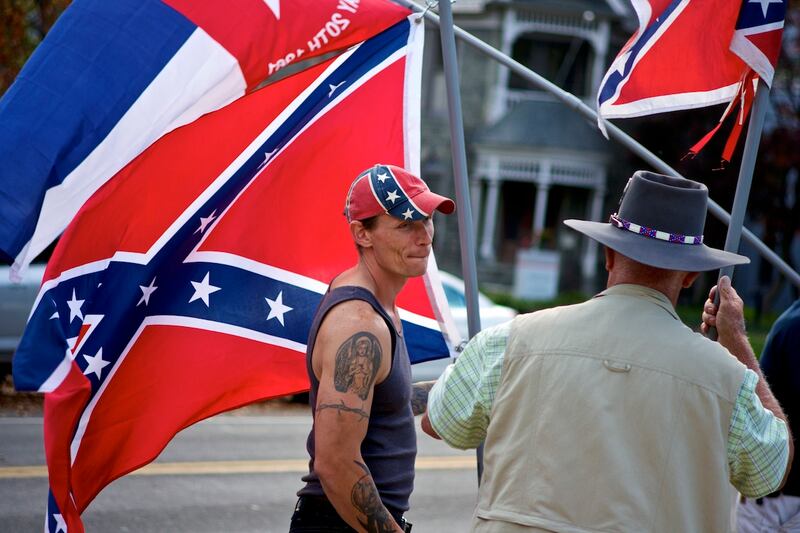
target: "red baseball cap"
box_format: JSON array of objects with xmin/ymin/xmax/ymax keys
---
[{"xmin": 344, "ymin": 164, "xmax": 455, "ymax": 222}]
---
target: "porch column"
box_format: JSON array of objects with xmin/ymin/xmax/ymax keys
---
[
  {"xmin": 488, "ymin": 10, "xmax": 516, "ymax": 122},
  {"xmin": 590, "ymin": 21, "xmax": 610, "ymax": 94},
  {"xmin": 480, "ymin": 178, "xmax": 501, "ymax": 260},
  {"xmin": 582, "ymin": 185, "xmax": 606, "ymax": 281},
  {"xmin": 531, "ymin": 162, "xmax": 552, "ymax": 248},
  {"xmin": 470, "ymin": 177, "xmax": 483, "ymax": 234},
  {"xmin": 531, "ymin": 183, "xmax": 551, "ymax": 248}
]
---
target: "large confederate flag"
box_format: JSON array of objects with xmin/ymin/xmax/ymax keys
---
[
  {"xmin": 0, "ymin": 0, "xmax": 409, "ymax": 276},
  {"xmin": 12, "ymin": 18, "xmax": 459, "ymax": 532}
]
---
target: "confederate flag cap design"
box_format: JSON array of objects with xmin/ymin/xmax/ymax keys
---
[{"xmin": 344, "ymin": 164, "xmax": 455, "ymax": 222}]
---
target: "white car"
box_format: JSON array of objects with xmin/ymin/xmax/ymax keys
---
[
  {"xmin": 411, "ymin": 270, "xmax": 517, "ymax": 382},
  {"xmin": 0, "ymin": 265, "xmax": 46, "ymax": 364}
]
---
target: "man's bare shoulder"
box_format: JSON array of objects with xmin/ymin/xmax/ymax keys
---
[{"xmin": 318, "ymin": 299, "xmax": 390, "ymax": 340}]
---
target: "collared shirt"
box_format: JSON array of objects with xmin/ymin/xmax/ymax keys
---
[
  {"xmin": 758, "ymin": 299, "xmax": 800, "ymax": 496},
  {"xmin": 428, "ymin": 313, "xmax": 789, "ymax": 498}
]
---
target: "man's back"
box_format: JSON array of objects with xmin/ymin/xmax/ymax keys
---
[
  {"xmin": 476, "ymin": 284, "xmax": 746, "ymax": 533},
  {"xmin": 760, "ymin": 299, "xmax": 800, "ymax": 497},
  {"xmin": 425, "ymin": 171, "xmax": 791, "ymax": 533}
]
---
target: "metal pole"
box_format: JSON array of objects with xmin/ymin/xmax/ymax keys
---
[
  {"xmin": 719, "ymin": 80, "xmax": 769, "ymax": 282},
  {"xmin": 432, "ymin": 0, "xmax": 484, "ymax": 481},
  {"xmin": 709, "ymin": 79, "xmax": 771, "ymax": 340},
  {"xmin": 434, "ymin": 0, "xmax": 482, "ymax": 340},
  {"xmin": 396, "ymin": 0, "xmax": 800, "ymax": 289}
]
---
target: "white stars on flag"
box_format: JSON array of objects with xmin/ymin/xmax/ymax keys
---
[
  {"xmin": 67, "ymin": 288, "xmax": 85, "ymax": 324},
  {"xmin": 615, "ymin": 50, "xmax": 632, "ymax": 77},
  {"xmin": 189, "ymin": 272, "xmax": 221, "ymax": 307},
  {"xmin": 749, "ymin": 0, "xmax": 782, "ymax": 18},
  {"xmin": 328, "ymin": 81, "xmax": 345, "ymax": 97},
  {"xmin": 402, "ymin": 208, "xmax": 415, "ymax": 220},
  {"xmin": 257, "ymin": 149, "xmax": 277, "ymax": 170},
  {"xmin": 376, "ymin": 170, "xmax": 390, "ymax": 183},
  {"xmin": 386, "ymin": 190, "xmax": 400, "ymax": 203},
  {"xmin": 137, "ymin": 277, "xmax": 158, "ymax": 307},
  {"xmin": 53, "ymin": 513, "xmax": 67, "ymax": 533},
  {"xmin": 263, "ymin": 0, "xmax": 280, "ymax": 19},
  {"xmin": 194, "ymin": 210, "xmax": 217, "ymax": 234},
  {"xmin": 83, "ymin": 347, "xmax": 110, "ymax": 380},
  {"xmin": 265, "ymin": 291, "xmax": 292, "ymax": 326}
]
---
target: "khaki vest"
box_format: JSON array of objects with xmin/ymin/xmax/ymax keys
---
[{"xmin": 473, "ymin": 285, "xmax": 746, "ymax": 533}]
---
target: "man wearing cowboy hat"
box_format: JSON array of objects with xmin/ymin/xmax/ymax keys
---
[{"xmin": 422, "ymin": 171, "xmax": 793, "ymax": 532}]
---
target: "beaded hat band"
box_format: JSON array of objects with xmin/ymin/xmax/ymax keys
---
[{"xmin": 609, "ymin": 213, "xmax": 704, "ymax": 245}]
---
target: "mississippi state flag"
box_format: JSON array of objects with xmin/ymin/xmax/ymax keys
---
[
  {"xmin": 597, "ymin": 0, "xmax": 786, "ymax": 121},
  {"xmin": 13, "ymin": 18, "xmax": 459, "ymax": 533},
  {"xmin": 0, "ymin": 0, "xmax": 408, "ymax": 278}
]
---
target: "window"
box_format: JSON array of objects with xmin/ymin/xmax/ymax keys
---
[{"xmin": 509, "ymin": 34, "xmax": 591, "ymax": 97}]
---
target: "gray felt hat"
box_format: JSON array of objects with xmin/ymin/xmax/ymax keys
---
[{"xmin": 564, "ymin": 171, "xmax": 749, "ymax": 272}]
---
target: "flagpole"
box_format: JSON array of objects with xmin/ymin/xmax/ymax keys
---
[
  {"xmin": 709, "ymin": 78, "xmax": 771, "ymax": 340},
  {"xmin": 431, "ymin": 0, "xmax": 484, "ymax": 480},
  {"xmin": 396, "ymin": 0, "xmax": 800, "ymax": 290},
  {"xmin": 433, "ymin": 0, "xmax": 482, "ymax": 341},
  {"xmin": 719, "ymin": 79, "xmax": 769, "ymax": 281}
]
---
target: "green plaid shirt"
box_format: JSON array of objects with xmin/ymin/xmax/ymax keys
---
[{"xmin": 428, "ymin": 322, "xmax": 789, "ymax": 497}]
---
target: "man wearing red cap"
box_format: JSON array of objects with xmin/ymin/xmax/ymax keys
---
[{"xmin": 290, "ymin": 164, "xmax": 455, "ymax": 532}]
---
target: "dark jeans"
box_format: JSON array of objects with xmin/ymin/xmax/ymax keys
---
[{"xmin": 289, "ymin": 495, "xmax": 412, "ymax": 532}]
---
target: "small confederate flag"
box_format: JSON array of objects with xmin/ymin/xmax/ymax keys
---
[{"xmin": 597, "ymin": 0, "xmax": 786, "ymax": 160}]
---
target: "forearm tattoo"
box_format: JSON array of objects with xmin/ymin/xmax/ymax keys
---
[
  {"xmin": 410, "ymin": 381, "xmax": 435, "ymax": 416},
  {"xmin": 317, "ymin": 399, "xmax": 369, "ymax": 421},
  {"xmin": 334, "ymin": 331, "xmax": 382, "ymax": 400},
  {"xmin": 351, "ymin": 461, "xmax": 397, "ymax": 533}
]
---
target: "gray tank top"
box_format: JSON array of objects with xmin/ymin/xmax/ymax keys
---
[{"xmin": 298, "ymin": 286, "xmax": 417, "ymax": 514}]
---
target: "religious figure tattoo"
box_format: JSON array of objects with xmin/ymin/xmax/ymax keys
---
[
  {"xmin": 351, "ymin": 461, "xmax": 397, "ymax": 533},
  {"xmin": 316, "ymin": 399, "xmax": 369, "ymax": 421},
  {"xmin": 410, "ymin": 381, "xmax": 435, "ymax": 416},
  {"xmin": 334, "ymin": 332, "xmax": 381, "ymax": 400}
]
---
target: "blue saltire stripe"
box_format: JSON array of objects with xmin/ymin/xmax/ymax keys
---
[
  {"xmin": 46, "ymin": 490, "xmax": 61, "ymax": 533},
  {"xmin": 14, "ymin": 19, "xmax": 448, "ymax": 391},
  {"xmin": 597, "ymin": 0, "xmax": 684, "ymax": 107},
  {"xmin": 405, "ymin": 321, "xmax": 450, "ymax": 364},
  {"xmin": 735, "ymin": 0, "xmax": 785, "ymax": 29},
  {"xmin": 14, "ymin": 260, "xmax": 448, "ymax": 390},
  {"xmin": 0, "ymin": 0, "xmax": 196, "ymax": 260}
]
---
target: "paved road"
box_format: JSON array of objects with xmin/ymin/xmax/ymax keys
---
[{"xmin": 0, "ymin": 410, "xmax": 479, "ymax": 532}]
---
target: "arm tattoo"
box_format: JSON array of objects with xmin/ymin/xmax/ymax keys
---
[
  {"xmin": 334, "ymin": 331, "xmax": 382, "ymax": 400},
  {"xmin": 351, "ymin": 461, "xmax": 397, "ymax": 533},
  {"xmin": 411, "ymin": 381, "xmax": 435, "ymax": 416},
  {"xmin": 317, "ymin": 399, "xmax": 369, "ymax": 421}
]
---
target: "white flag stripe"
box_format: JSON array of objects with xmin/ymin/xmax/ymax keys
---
[{"xmin": 13, "ymin": 28, "xmax": 246, "ymax": 280}]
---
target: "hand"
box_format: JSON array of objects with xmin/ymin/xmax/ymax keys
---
[
  {"xmin": 421, "ymin": 411, "xmax": 441, "ymax": 439},
  {"xmin": 700, "ymin": 276, "xmax": 746, "ymax": 343}
]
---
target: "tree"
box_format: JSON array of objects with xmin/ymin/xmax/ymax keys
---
[{"xmin": 0, "ymin": 0, "xmax": 70, "ymax": 95}]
